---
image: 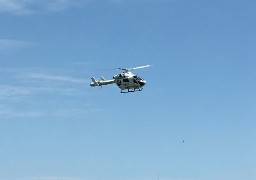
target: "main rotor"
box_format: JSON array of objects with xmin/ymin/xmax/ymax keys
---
[{"xmin": 116, "ymin": 65, "xmax": 153, "ymax": 72}]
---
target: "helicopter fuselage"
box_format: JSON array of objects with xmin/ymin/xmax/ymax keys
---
[
  {"xmin": 90, "ymin": 65, "xmax": 151, "ymax": 93},
  {"xmin": 113, "ymin": 71, "xmax": 146, "ymax": 92},
  {"xmin": 90, "ymin": 71, "xmax": 146, "ymax": 93}
]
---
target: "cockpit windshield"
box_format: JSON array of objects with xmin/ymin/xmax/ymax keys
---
[{"xmin": 134, "ymin": 76, "xmax": 143, "ymax": 80}]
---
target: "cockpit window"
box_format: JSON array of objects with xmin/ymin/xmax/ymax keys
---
[{"xmin": 123, "ymin": 79, "xmax": 129, "ymax": 82}]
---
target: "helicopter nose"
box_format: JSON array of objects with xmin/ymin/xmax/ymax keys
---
[{"xmin": 139, "ymin": 80, "xmax": 146, "ymax": 87}]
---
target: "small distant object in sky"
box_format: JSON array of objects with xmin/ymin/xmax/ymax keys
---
[
  {"xmin": 90, "ymin": 65, "xmax": 152, "ymax": 93},
  {"xmin": 183, "ymin": 140, "xmax": 185, "ymax": 142}
]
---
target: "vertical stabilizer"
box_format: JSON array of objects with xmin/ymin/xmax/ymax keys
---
[
  {"xmin": 100, "ymin": 76, "xmax": 106, "ymax": 81},
  {"xmin": 90, "ymin": 77, "xmax": 99, "ymax": 86}
]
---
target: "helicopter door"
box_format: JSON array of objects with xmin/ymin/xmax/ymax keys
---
[{"xmin": 122, "ymin": 78, "xmax": 130, "ymax": 87}]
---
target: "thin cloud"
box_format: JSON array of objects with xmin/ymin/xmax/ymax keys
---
[
  {"xmin": 12, "ymin": 176, "xmax": 82, "ymax": 180},
  {"xmin": 0, "ymin": 83, "xmax": 84, "ymax": 100},
  {"xmin": 107, "ymin": 0, "xmax": 175, "ymax": 3},
  {"xmin": 0, "ymin": 67, "xmax": 88, "ymax": 99},
  {"xmin": 25, "ymin": 73, "xmax": 86, "ymax": 84},
  {"xmin": 0, "ymin": 0, "xmax": 87, "ymax": 15},
  {"xmin": 0, "ymin": 85, "xmax": 82, "ymax": 99},
  {"xmin": 46, "ymin": 0, "xmax": 87, "ymax": 12},
  {"xmin": 0, "ymin": 104, "xmax": 103, "ymax": 119},
  {"xmin": 0, "ymin": 85, "xmax": 31, "ymax": 99},
  {"xmin": 0, "ymin": 109, "xmax": 43, "ymax": 118},
  {"xmin": 0, "ymin": 0, "xmax": 32, "ymax": 15},
  {"xmin": 0, "ymin": 0, "xmax": 174, "ymax": 15},
  {"xmin": 0, "ymin": 67, "xmax": 99, "ymax": 119},
  {"xmin": 0, "ymin": 39, "xmax": 33, "ymax": 51},
  {"xmin": 50, "ymin": 107, "xmax": 104, "ymax": 117},
  {"xmin": 0, "ymin": 104, "xmax": 43, "ymax": 118}
]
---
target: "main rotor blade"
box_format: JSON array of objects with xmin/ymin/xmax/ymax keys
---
[
  {"xmin": 98, "ymin": 65, "xmax": 152, "ymax": 71},
  {"xmin": 129, "ymin": 65, "xmax": 153, "ymax": 70}
]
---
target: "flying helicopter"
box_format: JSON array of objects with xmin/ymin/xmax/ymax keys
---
[{"xmin": 90, "ymin": 65, "xmax": 152, "ymax": 93}]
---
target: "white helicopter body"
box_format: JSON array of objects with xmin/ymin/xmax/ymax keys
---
[{"xmin": 90, "ymin": 65, "xmax": 151, "ymax": 93}]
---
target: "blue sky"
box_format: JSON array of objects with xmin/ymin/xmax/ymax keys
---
[{"xmin": 0, "ymin": 0, "xmax": 256, "ymax": 180}]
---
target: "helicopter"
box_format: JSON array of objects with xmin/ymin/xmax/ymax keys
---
[{"xmin": 90, "ymin": 65, "xmax": 152, "ymax": 93}]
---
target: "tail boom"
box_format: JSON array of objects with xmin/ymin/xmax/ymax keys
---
[{"xmin": 90, "ymin": 77, "xmax": 115, "ymax": 87}]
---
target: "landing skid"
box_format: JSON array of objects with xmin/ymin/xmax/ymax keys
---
[{"xmin": 121, "ymin": 88, "xmax": 143, "ymax": 93}]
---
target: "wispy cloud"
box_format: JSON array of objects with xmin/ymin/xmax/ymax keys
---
[
  {"xmin": 0, "ymin": 67, "xmax": 98, "ymax": 119},
  {"xmin": 0, "ymin": 0, "xmax": 174, "ymax": 15},
  {"xmin": 0, "ymin": 67, "xmax": 88, "ymax": 99},
  {"xmin": 0, "ymin": 85, "xmax": 31, "ymax": 99},
  {"xmin": 0, "ymin": 85, "xmax": 83, "ymax": 100},
  {"xmin": 46, "ymin": 0, "xmax": 86, "ymax": 12},
  {"xmin": 0, "ymin": 0, "xmax": 86, "ymax": 15},
  {"xmin": 37, "ymin": 177, "xmax": 80, "ymax": 180},
  {"xmin": 20, "ymin": 176, "xmax": 82, "ymax": 180},
  {"xmin": 0, "ymin": 39, "xmax": 33, "ymax": 51},
  {"xmin": 24, "ymin": 73, "xmax": 86, "ymax": 84},
  {"xmin": 0, "ymin": 102, "xmax": 102, "ymax": 118},
  {"xmin": 0, "ymin": 108, "xmax": 43, "ymax": 118},
  {"xmin": 0, "ymin": 0, "xmax": 32, "ymax": 15}
]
